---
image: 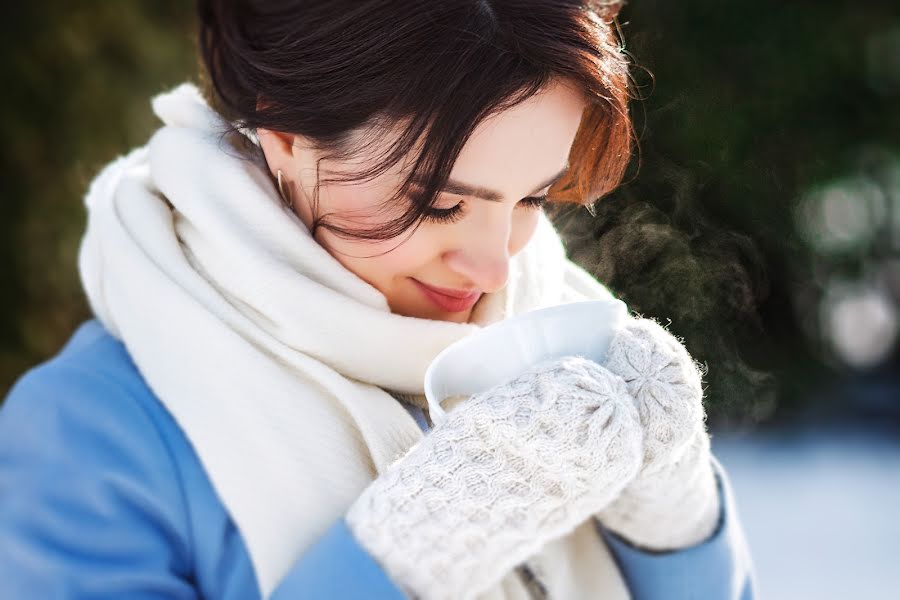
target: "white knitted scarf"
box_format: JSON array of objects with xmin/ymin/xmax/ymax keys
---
[{"xmin": 77, "ymin": 82, "xmax": 631, "ymax": 600}]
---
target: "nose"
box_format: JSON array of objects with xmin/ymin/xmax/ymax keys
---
[{"xmin": 443, "ymin": 218, "xmax": 512, "ymax": 294}]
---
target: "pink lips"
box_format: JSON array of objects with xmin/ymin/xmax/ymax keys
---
[{"xmin": 411, "ymin": 279, "xmax": 482, "ymax": 312}]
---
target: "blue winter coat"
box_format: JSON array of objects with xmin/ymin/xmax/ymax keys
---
[{"xmin": 0, "ymin": 319, "xmax": 756, "ymax": 599}]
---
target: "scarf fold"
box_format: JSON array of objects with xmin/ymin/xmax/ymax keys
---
[{"xmin": 77, "ymin": 81, "xmax": 628, "ymax": 599}]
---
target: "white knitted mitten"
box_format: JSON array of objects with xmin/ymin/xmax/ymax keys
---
[
  {"xmin": 594, "ymin": 317, "xmax": 722, "ymax": 551},
  {"xmin": 346, "ymin": 355, "xmax": 644, "ymax": 600}
]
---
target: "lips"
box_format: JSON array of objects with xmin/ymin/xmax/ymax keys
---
[{"xmin": 411, "ymin": 279, "xmax": 483, "ymax": 312}]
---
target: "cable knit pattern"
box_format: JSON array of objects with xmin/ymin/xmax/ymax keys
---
[
  {"xmin": 346, "ymin": 355, "xmax": 644, "ymax": 600},
  {"xmin": 595, "ymin": 316, "xmax": 722, "ymax": 551},
  {"xmin": 597, "ymin": 428, "xmax": 721, "ymax": 551}
]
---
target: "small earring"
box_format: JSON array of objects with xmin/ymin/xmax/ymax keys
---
[
  {"xmin": 276, "ymin": 169, "xmax": 292, "ymax": 210},
  {"xmin": 584, "ymin": 201, "xmax": 597, "ymax": 217}
]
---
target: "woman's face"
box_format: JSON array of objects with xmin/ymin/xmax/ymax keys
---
[{"xmin": 258, "ymin": 79, "xmax": 586, "ymax": 323}]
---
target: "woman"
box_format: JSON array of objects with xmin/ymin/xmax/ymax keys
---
[{"xmin": 0, "ymin": 1, "xmax": 756, "ymax": 598}]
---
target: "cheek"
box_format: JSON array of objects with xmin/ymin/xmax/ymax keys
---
[
  {"xmin": 369, "ymin": 242, "xmax": 428, "ymax": 279},
  {"xmin": 319, "ymin": 184, "xmax": 436, "ymax": 281},
  {"xmin": 320, "ymin": 181, "xmax": 391, "ymax": 227},
  {"xmin": 314, "ymin": 181, "xmax": 400, "ymax": 253}
]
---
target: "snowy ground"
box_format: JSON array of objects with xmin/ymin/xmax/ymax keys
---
[{"xmin": 710, "ymin": 425, "xmax": 900, "ymax": 600}]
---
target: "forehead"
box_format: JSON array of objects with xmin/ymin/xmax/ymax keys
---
[
  {"xmin": 330, "ymin": 79, "xmax": 586, "ymax": 192},
  {"xmin": 451, "ymin": 80, "xmax": 586, "ymax": 185}
]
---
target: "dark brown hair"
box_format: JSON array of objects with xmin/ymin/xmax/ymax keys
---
[{"xmin": 197, "ymin": 0, "xmax": 635, "ymax": 244}]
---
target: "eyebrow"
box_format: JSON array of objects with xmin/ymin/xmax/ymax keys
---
[{"xmin": 412, "ymin": 165, "xmax": 569, "ymax": 202}]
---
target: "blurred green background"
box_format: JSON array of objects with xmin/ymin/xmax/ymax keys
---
[{"xmin": 2, "ymin": 1, "xmax": 899, "ymax": 429}]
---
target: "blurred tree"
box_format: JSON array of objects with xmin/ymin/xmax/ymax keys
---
[
  {"xmin": 0, "ymin": 1, "xmax": 195, "ymax": 391},
  {"xmin": 552, "ymin": 0, "xmax": 900, "ymax": 426}
]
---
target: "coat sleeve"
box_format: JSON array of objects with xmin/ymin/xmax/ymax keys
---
[
  {"xmin": 0, "ymin": 358, "xmax": 409, "ymax": 600},
  {"xmin": 0, "ymin": 364, "xmax": 199, "ymax": 599},
  {"xmin": 594, "ymin": 455, "xmax": 757, "ymax": 600}
]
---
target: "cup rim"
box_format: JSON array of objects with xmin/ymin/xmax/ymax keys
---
[{"xmin": 423, "ymin": 298, "xmax": 628, "ymax": 426}]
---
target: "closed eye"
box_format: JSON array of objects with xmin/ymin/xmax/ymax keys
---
[{"xmin": 423, "ymin": 194, "xmax": 548, "ymax": 225}]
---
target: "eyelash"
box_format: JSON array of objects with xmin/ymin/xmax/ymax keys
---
[{"xmin": 423, "ymin": 195, "xmax": 548, "ymax": 225}]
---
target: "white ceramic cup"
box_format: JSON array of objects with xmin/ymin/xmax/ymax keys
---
[{"xmin": 423, "ymin": 298, "xmax": 630, "ymax": 427}]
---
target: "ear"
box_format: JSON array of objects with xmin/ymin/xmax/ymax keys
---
[
  {"xmin": 254, "ymin": 95, "xmax": 302, "ymax": 177},
  {"xmin": 256, "ymin": 126, "xmax": 299, "ymax": 178}
]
